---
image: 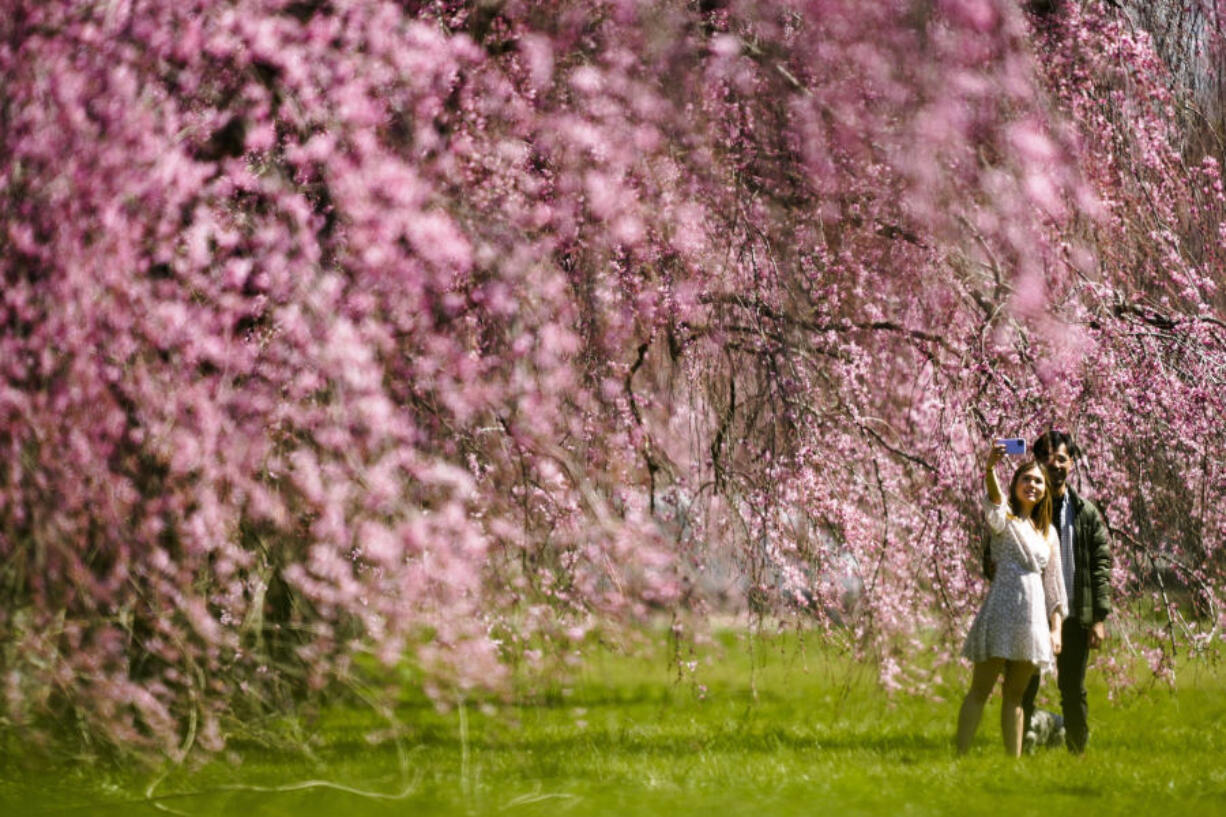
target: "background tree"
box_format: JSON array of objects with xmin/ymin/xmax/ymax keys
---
[{"xmin": 2, "ymin": 0, "xmax": 1223, "ymax": 758}]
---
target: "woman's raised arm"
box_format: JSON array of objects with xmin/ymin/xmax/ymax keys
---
[{"xmin": 985, "ymin": 442, "xmax": 1006, "ymax": 504}]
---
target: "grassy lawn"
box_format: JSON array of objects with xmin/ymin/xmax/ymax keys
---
[{"xmin": 3, "ymin": 628, "xmax": 1225, "ymax": 816}]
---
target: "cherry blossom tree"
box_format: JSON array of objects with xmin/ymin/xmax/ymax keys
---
[{"xmin": 2, "ymin": 0, "xmax": 1223, "ymax": 757}]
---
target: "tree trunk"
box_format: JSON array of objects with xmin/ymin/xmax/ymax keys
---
[{"xmin": 1121, "ymin": 0, "xmax": 1225, "ymax": 153}]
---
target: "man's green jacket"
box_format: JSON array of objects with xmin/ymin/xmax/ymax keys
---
[{"xmin": 1065, "ymin": 486, "xmax": 1112, "ymax": 625}]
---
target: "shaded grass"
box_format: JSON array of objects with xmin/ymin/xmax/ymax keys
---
[{"xmin": 3, "ymin": 629, "xmax": 1225, "ymax": 816}]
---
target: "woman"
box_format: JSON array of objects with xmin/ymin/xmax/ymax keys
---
[{"xmin": 956, "ymin": 442, "xmax": 1068, "ymax": 756}]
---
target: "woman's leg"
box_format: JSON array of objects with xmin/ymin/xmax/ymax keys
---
[
  {"xmin": 1000, "ymin": 660, "xmax": 1037, "ymax": 757},
  {"xmin": 957, "ymin": 658, "xmax": 1004, "ymax": 754}
]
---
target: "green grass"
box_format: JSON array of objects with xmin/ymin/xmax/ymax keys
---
[{"xmin": 3, "ymin": 629, "xmax": 1225, "ymax": 816}]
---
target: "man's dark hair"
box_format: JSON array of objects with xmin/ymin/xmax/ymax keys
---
[
  {"xmin": 1025, "ymin": 0, "xmax": 1064, "ymax": 16},
  {"xmin": 1032, "ymin": 429, "xmax": 1081, "ymax": 461}
]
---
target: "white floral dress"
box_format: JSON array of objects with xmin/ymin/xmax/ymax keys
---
[{"xmin": 962, "ymin": 498, "xmax": 1069, "ymax": 673}]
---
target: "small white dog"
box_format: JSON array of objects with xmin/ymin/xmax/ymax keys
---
[{"xmin": 1023, "ymin": 708, "xmax": 1066, "ymax": 753}]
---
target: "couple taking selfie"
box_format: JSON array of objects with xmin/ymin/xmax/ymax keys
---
[{"xmin": 955, "ymin": 430, "xmax": 1113, "ymax": 757}]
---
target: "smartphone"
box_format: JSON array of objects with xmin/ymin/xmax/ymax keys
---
[{"xmin": 997, "ymin": 438, "xmax": 1027, "ymax": 455}]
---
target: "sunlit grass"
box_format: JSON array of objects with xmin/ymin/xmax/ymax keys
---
[{"xmin": 3, "ymin": 628, "xmax": 1225, "ymax": 816}]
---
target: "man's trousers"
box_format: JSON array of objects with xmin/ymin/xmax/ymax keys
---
[{"xmin": 1020, "ymin": 617, "xmax": 1091, "ymax": 753}]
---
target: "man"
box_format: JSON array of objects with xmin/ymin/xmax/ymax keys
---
[{"xmin": 985, "ymin": 429, "xmax": 1113, "ymax": 753}]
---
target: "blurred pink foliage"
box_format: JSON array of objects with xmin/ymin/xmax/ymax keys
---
[{"xmin": 1, "ymin": 0, "xmax": 1224, "ymax": 756}]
